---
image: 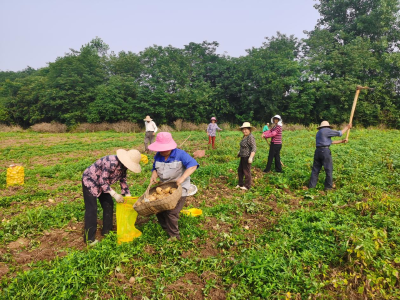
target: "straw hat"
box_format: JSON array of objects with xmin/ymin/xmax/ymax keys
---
[
  {"xmin": 317, "ymin": 121, "xmax": 333, "ymax": 129},
  {"xmin": 143, "ymin": 115, "xmax": 152, "ymax": 121},
  {"xmin": 238, "ymin": 122, "xmax": 256, "ymax": 131},
  {"xmin": 148, "ymin": 132, "xmax": 177, "ymax": 152},
  {"xmin": 116, "ymin": 149, "xmax": 142, "ymax": 173}
]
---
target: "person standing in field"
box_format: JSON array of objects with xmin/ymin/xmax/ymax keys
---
[
  {"xmin": 308, "ymin": 121, "xmax": 352, "ymax": 191},
  {"xmin": 236, "ymin": 122, "xmax": 257, "ymax": 191},
  {"xmin": 144, "ymin": 115, "xmax": 158, "ymax": 153},
  {"xmin": 149, "ymin": 132, "xmax": 199, "ymax": 241},
  {"xmin": 262, "ymin": 115, "xmax": 283, "ymax": 173},
  {"xmin": 82, "ymin": 149, "xmax": 142, "ymax": 245},
  {"xmin": 207, "ymin": 117, "xmax": 222, "ymax": 149},
  {"xmin": 263, "ymin": 123, "xmax": 270, "ymax": 132}
]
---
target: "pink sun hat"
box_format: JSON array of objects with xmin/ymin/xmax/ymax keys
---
[{"xmin": 148, "ymin": 132, "xmax": 177, "ymax": 152}]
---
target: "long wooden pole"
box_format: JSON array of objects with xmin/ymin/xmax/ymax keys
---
[{"xmin": 346, "ymin": 88, "xmax": 361, "ymax": 141}]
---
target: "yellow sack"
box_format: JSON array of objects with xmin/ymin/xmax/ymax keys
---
[
  {"xmin": 6, "ymin": 165, "xmax": 24, "ymax": 187},
  {"xmin": 140, "ymin": 154, "xmax": 149, "ymax": 164},
  {"xmin": 116, "ymin": 196, "xmax": 142, "ymax": 244}
]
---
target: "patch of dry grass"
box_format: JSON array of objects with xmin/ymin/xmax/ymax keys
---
[{"xmin": 30, "ymin": 123, "xmax": 67, "ymax": 133}]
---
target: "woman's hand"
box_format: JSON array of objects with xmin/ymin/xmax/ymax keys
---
[
  {"xmin": 150, "ymin": 170, "xmax": 159, "ymax": 185},
  {"xmin": 176, "ymin": 177, "xmax": 184, "ymax": 186}
]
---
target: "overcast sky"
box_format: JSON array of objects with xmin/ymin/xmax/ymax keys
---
[{"xmin": 0, "ymin": 0, "xmax": 321, "ymax": 71}]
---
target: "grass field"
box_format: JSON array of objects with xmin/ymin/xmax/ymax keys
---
[{"xmin": 0, "ymin": 128, "xmax": 399, "ymax": 299}]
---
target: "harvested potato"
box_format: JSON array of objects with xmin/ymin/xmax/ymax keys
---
[
  {"xmin": 149, "ymin": 195, "xmax": 157, "ymax": 201},
  {"xmin": 156, "ymin": 187, "xmax": 163, "ymax": 194},
  {"xmin": 163, "ymin": 187, "xmax": 171, "ymax": 193},
  {"xmin": 170, "ymin": 188, "xmax": 177, "ymax": 194}
]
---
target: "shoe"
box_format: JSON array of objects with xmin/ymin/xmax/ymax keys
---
[
  {"xmin": 240, "ymin": 186, "xmax": 248, "ymax": 191},
  {"xmin": 263, "ymin": 169, "xmax": 271, "ymax": 173},
  {"xmin": 235, "ymin": 185, "xmax": 241, "ymax": 189},
  {"xmin": 89, "ymin": 240, "xmax": 99, "ymax": 247}
]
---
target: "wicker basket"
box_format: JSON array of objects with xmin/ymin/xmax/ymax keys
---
[{"xmin": 133, "ymin": 181, "xmax": 182, "ymax": 216}]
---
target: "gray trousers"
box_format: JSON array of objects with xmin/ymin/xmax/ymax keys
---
[
  {"xmin": 309, "ymin": 148, "xmax": 333, "ymax": 189},
  {"xmin": 144, "ymin": 131, "xmax": 154, "ymax": 151},
  {"xmin": 156, "ymin": 196, "xmax": 186, "ymax": 239}
]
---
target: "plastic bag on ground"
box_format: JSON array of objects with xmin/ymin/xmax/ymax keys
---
[
  {"xmin": 116, "ymin": 196, "xmax": 142, "ymax": 244},
  {"xmin": 6, "ymin": 165, "xmax": 24, "ymax": 187}
]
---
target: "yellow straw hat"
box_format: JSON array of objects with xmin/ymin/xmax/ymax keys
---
[{"xmin": 238, "ymin": 122, "xmax": 256, "ymax": 131}]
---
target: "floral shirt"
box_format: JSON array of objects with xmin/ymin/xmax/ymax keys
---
[
  {"xmin": 207, "ymin": 123, "xmax": 221, "ymax": 137},
  {"xmin": 82, "ymin": 155, "xmax": 130, "ymax": 197}
]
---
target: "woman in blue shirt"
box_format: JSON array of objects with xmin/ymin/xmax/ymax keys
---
[{"xmin": 148, "ymin": 132, "xmax": 199, "ymax": 241}]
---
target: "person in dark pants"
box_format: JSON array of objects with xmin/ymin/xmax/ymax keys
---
[
  {"xmin": 262, "ymin": 115, "xmax": 283, "ymax": 173},
  {"xmin": 82, "ymin": 149, "xmax": 142, "ymax": 245},
  {"xmin": 236, "ymin": 122, "xmax": 257, "ymax": 191},
  {"xmin": 149, "ymin": 132, "xmax": 199, "ymax": 241},
  {"xmin": 308, "ymin": 121, "xmax": 352, "ymax": 190},
  {"xmin": 144, "ymin": 115, "xmax": 158, "ymax": 153}
]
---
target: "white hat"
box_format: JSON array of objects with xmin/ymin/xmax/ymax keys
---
[
  {"xmin": 116, "ymin": 149, "xmax": 142, "ymax": 173},
  {"xmin": 238, "ymin": 122, "xmax": 256, "ymax": 131},
  {"xmin": 317, "ymin": 121, "xmax": 333, "ymax": 129},
  {"xmin": 143, "ymin": 116, "xmax": 152, "ymax": 121},
  {"xmin": 271, "ymin": 115, "xmax": 283, "ymax": 127}
]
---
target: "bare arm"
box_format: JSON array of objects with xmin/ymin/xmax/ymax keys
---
[
  {"xmin": 176, "ymin": 166, "xmax": 197, "ymax": 186},
  {"xmin": 150, "ymin": 170, "xmax": 159, "ymax": 184}
]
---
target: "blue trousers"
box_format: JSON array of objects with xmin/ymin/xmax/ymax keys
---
[{"xmin": 308, "ymin": 148, "xmax": 333, "ymax": 189}]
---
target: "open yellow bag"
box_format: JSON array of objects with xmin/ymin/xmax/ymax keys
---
[
  {"xmin": 6, "ymin": 165, "xmax": 24, "ymax": 187},
  {"xmin": 116, "ymin": 196, "xmax": 142, "ymax": 244}
]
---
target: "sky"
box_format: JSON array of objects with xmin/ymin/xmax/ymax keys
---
[{"xmin": 0, "ymin": 0, "xmax": 321, "ymax": 71}]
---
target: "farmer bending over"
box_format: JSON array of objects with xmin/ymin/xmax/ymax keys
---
[
  {"xmin": 82, "ymin": 149, "xmax": 142, "ymax": 245},
  {"xmin": 149, "ymin": 132, "xmax": 199, "ymax": 241},
  {"xmin": 308, "ymin": 121, "xmax": 352, "ymax": 191}
]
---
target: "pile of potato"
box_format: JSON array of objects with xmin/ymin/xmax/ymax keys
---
[{"xmin": 148, "ymin": 186, "xmax": 177, "ymax": 201}]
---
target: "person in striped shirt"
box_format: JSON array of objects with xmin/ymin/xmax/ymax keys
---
[{"xmin": 262, "ymin": 115, "xmax": 283, "ymax": 173}]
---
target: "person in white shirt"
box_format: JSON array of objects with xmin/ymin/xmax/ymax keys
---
[{"xmin": 143, "ymin": 116, "xmax": 158, "ymax": 153}]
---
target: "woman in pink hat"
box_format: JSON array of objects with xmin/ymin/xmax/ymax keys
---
[
  {"xmin": 206, "ymin": 117, "xmax": 222, "ymax": 149},
  {"xmin": 148, "ymin": 132, "xmax": 199, "ymax": 241}
]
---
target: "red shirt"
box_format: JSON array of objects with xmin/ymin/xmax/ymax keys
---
[{"xmin": 262, "ymin": 125, "xmax": 282, "ymax": 144}]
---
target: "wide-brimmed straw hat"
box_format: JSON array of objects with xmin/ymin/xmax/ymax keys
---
[
  {"xmin": 148, "ymin": 132, "xmax": 177, "ymax": 152},
  {"xmin": 317, "ymin": 121, "xmax": 333, "ymax": 129},
  {"xmin": 116, "ymin": 149, "xmax": 142, "ymax": 173},
  {"xmin": 210, "ymin": 117, "xmax": 217, "ymax": 121},
  {"xmin": 238, "ymin": 122, "xmax": 256, "ymax": 131},
  {"xmin": 143, "ymin": 115, "xmax": 152, "ymax": 121}
]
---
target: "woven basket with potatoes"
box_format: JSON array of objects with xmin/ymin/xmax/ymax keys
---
[{"xmin": 133, "ymin": 181, "xmax": 182, "ymax": 216}]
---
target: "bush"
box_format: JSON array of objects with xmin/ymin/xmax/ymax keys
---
[
  {"xmin": 111, "ymin": 121, "xmax": 141, "ymax": 133},
  {"xmin": 0, "ymin": 124, "xmax": 24, "ymax": 132},
  {"xmin": 173, "ymin": 119, "xmax": 183, "ymax": 131},
  {"xmin": 73, "ymin": 123, "xmax": 112, "ymax": 132},
  {"xmin": 159, "ymin": 124, "xmax": 174, "ymax": 132},
  {"xmin": 220, "ymin": 122, "xmax": 233, "ymax": 131},
  {"xmin": 30, "ymin": 123, "xmax": 67, "ymax": 133}
]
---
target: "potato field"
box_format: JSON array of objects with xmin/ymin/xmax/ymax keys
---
[{"xmin": 0, "ymin": 129, "xmax": 399, "ymax": 299}]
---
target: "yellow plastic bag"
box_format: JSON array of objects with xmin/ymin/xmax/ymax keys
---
[
  {"xmin": 181, "ymin": 208, "xmax": 203, "ymax": 217},
  {"xmin": 6, "ymin": 165, "xmax": 24, "ymax": 187},
  {"xmin": 116, "ymin": 196, "xmax": 142, "ymax": 244},
  {"xmin": 140, "ymin": 154, "xmax": 149, "ymax": 164}
]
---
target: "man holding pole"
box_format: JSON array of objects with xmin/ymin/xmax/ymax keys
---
[{"xmin": 308, "ymin": 121, "xmax": 352, "ymax": 191}]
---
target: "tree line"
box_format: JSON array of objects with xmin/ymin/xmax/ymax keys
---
[{"xmin": 1, "ymin": 0, "xmax": 399, "ymax": 128}]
